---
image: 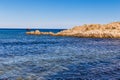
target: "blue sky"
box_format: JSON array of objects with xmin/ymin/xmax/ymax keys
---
[{"xmin": 0, "ymin": 0, "xmax": 119, "ymax": 29}]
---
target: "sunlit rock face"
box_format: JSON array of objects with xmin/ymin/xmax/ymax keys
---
[
  {"xmin": 26, "ymin": 22, "xmax": 120, "ymax": 38},
  {"xmin": 54, "ymin": 22, "xmax": 120, "ymax": 38}
]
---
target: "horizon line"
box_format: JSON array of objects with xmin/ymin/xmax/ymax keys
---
[{"xmin": 0, "ymin": 28, "xmax": 67, "ymax": 29}]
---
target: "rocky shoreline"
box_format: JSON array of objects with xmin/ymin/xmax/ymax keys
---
[
  {"xmin": 26, "ymin": 22, "xmax": 120, "ymax": 38},
  {"xmin": 26, "ymin": 30, "xmax": 54, "ymax": 35}
]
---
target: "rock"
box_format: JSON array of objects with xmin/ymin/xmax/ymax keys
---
[
  {"xmin": 26, "ymin": 22, "xmax": 120, "ymax": 38},
  {"xmin": 41, "ymin": 32, "xmax": 54, "ymax": 35},
  {"xmin": 16, "ymin": 77, "xmax": 23, "ymax": 80},
  {"xmin": 26, "ymin": 30, "xmax": 41, "ymax": 35},
  {"xmin": 26, "ymin": 30, "xmax": 55, "ymax": 35},
  {"xmin": 34, "ymin": 30, "xmax": 41, "ymax": 35},
  {"xmin": 0, "ymin": 70, "xmax": 3, "ymax": 74},
  {"xmin": 26, "ymin": 31, "xmax": 35, "ymax": 35},
  {"xmin": 54, "ymin": 22, "xmax": 120, "ymax": 38}
]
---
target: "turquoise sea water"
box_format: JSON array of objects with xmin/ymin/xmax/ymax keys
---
[{"xmin": 0, "ymin": 29, "xmax": 120, "ymax": 80}]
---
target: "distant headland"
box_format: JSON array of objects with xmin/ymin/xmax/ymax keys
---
[{"xmin": 26, "ymin": 22, "xmax": 120, "ymax": 38}]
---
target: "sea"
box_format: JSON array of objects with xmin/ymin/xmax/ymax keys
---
[{"xmin": 0, "ymin": 29, "xmax": 120, "ymax": 80}]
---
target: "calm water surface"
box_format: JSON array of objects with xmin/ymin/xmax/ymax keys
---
[{"xmin": 0, "ymin": 29, "xmax": 120, "ymax": 80}]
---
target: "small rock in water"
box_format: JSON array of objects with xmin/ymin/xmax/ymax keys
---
[
  {"xmin": 16, "ymin": 77, "xmax": 23, "ymax": 80},
  {"xmin": 0, "ymin": 70, "xmax": 3, "ymax": 74}
]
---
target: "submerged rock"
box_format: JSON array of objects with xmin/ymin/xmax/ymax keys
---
[{"xmin": 0, "ymin": 70, "xmax": 3, "ymax": 74}]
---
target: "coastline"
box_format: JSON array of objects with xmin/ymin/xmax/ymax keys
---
[{"xmin": 26, "ymin": 22, "xmax": 120, "ymax": 38}]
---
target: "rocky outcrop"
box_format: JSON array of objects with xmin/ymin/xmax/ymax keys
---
[
  {"xmin": 26, "ymin": 30, "xmax": 54, "ymax": 35},
  {"xmin": 26, "ymin": 22, "xmax": 120, "ymax": 38},
  {"xmin": 53, "ymin": 22, "xmax": 120, "ymax": 38}
]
